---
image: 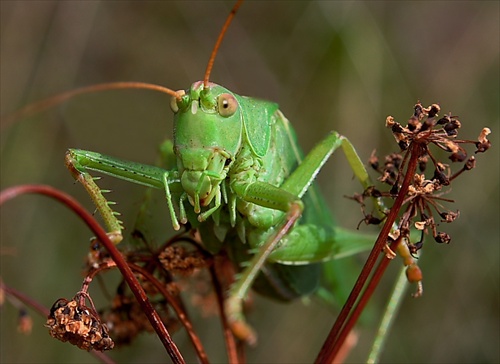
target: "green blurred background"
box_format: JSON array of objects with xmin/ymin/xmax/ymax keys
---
[{"xmin": 1, "ymin": 1, "xmax": 498, "ymax": 363}]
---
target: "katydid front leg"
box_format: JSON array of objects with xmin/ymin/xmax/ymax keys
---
[
  {"xmin": 65, "ymin": 148, "xmax": 183, "ymax": 243},
  {"xmin": 225, "ymin": 131, "xmax": 379, "ymax": 345}
]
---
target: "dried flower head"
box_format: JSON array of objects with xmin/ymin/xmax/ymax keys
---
[
  {"xmin": 46, "ymin": 297, "xmax": 114, "ymax": 351},
  {"xmin": 368, "ymin": 103, "xmax": 491, "ymax": 252},
  {"xmin": 352, "ymin": 103, "xmax": 491, "ymax": 294}
]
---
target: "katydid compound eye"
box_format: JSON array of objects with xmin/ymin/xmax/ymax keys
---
[{"xmin": 217, "ymin": 93, "xmax": 237, "ymax": 117}]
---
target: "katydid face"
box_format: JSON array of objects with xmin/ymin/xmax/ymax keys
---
[{"xmin": 172, "ymin": 82, "xmax": 242, "ymax": 209}]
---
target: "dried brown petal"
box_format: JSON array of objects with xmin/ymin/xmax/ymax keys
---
[
  {"xmin": 478, "ymin": 127, "xmax": 491, "ymax": 144},
  {"xmin": 444, "ymin": 119, "xmax": 461, "ymax": 136},
  {"xmin": 390, "ymin": 122, "xmax": 404, "ymax": 134},
  {"xmin": 464, "ymin": 156, "xmax": 476, "ymax": 170},
  {"xmin": 349, "ymin": 192, "xmax": 365, "ymax": 205},
  {"xmin": 414, "ymin": 221, "xmax": 426, "ymax": 230},
  {"xmin": 434, "ymin": 232, "xmax": 451, "ymax": 244},
  {"xmin": 433, "ymin": 169, "xmax": 450, "ymax": 186},
  {"xmin": 475, "ymin": 127, "xmax": 491, "ymax": 153},
  {"xmin": 428, "ymin": 104, "xmax": 440, "ymax": 118},
  {"xmin": 369, "ymin": 151, "xmax": 379, "ymax": 170},
  {"xmin": 439, "ymin": 211, "xmax": 460, "ymax": 223},
  {"xmin": 364, "ymin": 186, "xmax": 382, "ymax": 198},
  {"xmin": 385, "ymin": 116, "xmax": 395, "ymax": 128},
  {"xmin": 449, "ymin": 150, "xmax": 467, "ymax": 162},
  {"xmin": 437, "ymin": 114, "xmax": 451, "ymax": 125}
]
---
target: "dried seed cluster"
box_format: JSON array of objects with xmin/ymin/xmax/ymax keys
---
[
  {"xmin": 46, "ymin": 298, "xmax": 114, "ymax": 351},
  {"xmin": 99, "ymin": 293, "xmax": 177, "ymax": 346},
  {"xmin": 159, "ymin": 245, "xmax": 209, "ymax": 275},
  {"xmin": 358, "ymin": 102, "xmax": 491, "ymax": 254},
  {"xmin": 352, "ymin": 103, "xmax": 491, "ymax": 296},
  {"xmin": 51, "ymin": 237, "xmax": 211, "ymax": 350}
]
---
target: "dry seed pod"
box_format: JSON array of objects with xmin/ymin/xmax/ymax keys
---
[{"xmin": 45, "ymin": 298, "xmax": 114, "ymax": 351}]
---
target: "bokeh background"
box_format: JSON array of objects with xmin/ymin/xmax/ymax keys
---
[{"xmin": 1, "ymin": 1, "xmax": 498, "ymax": 363}]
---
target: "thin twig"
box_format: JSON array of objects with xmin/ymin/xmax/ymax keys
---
[
  {"xmin": 128, "ymin": 263, "xmax": 209, "ymax": 364},
  {"xmin": 316, "ymin": 142, "xmax": 419, "ymax": 363},
  {"xmin": 210, "ymin": 263, "xmax": 240, "ymax": 364}
]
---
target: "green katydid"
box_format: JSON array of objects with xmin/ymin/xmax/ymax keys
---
[{"xmin": 62, "ymin": 0, "xmax": 382, "ymax": 345}]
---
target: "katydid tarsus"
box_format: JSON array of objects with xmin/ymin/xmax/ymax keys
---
[{"xmin": 64, "ymin": 0, "xmax": 380, "ymax": 345}]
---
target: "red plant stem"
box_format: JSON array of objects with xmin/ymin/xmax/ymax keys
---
[
  {"xmin": 0, "ymin": 185, "xmax": 185, "ymax": 364},
  {"xmin": 330, "ymin": 239, "xmax": 401, "ymax": 362},
  {"xmin": 209, "ymin": 264, "xmax": 240, "ymax": 364},
  {"xmin": 127, "ymin": 263, "xmax": 209, "ymax": 364},
  {"xmin": 315, "ymin": 143, "xmax": 419, "ymax": 363},
  {"xmin": 64, "ymin": 231, "xmax": 207, "ymax": 360}
]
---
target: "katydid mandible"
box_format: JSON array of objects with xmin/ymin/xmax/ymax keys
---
[{"xmin": 64, "ymin": 0, "xmax": 378, "ymax": 344}]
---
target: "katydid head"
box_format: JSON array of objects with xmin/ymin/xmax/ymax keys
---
[
  {"xmin": 170, "ymin": 81, "xmax": 243, "ymax": 213},
  {"xmin": 167, "ymin": 0, "xmax": 245, "ymax": 215}
]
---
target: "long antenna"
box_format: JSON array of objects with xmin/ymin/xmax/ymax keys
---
[
  {"xmin": 203, "ymin": 0, "xmax": 244, "ymax": 88},
  {"xmin": 4, "ymin": 1, "xmax": 245, "ymax": 127},
  {"xmin": 2, "ymin": 82, "xmax": 182, "ymax": 128}
]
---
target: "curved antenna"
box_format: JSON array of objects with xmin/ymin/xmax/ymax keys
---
[
  {"xmin": 203, "ymin": 0, "xmax": 244, "ymax": 88},
  {"xmin": 2, "ymin": 82, "xmax": 182, "ymax": 129}
]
